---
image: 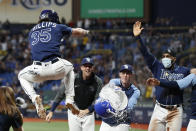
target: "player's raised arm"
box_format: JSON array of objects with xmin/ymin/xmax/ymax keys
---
[
  {"xmin": 133, "ymin": 21, "xmax": 158, "ymax": 71},
  {"xmin": 133, "ymin": 21, "xmax": 144, "ymax": 37},
  {"xmin": 71, "ymin": 28, "xmax": 89, "ymax": 37},
  {"xmin": 133, "ymin": 21, "xmax": 149, "ymax": 52}
]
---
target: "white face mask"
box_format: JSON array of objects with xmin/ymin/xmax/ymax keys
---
[{"xmin": 161, "ymin": 58, "xmax": 172, "ymax": 68}]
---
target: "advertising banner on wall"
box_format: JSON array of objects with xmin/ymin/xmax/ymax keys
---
[
  {"xmin": 81, "ymin": 0, "xmax": 143, "ymax": 18},
  {"xmin": 0, "ymin": 0, "xmax": 72, "ymax": 23}
]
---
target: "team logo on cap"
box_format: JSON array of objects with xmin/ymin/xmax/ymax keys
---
[
  {"xmin": 124, "ymin": 65, "xmax": 128, "ymax": 69},
  {"xmin": 86, "ymin": 58, "xmax": 91, "ymax": 62},
  {"xmin": 40, "ymin": 14, "xmax": 48, "ymax": 19}
]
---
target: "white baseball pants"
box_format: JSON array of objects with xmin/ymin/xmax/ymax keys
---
[
  {"xmin": 18, "ymin": 58, "xmax": 75, "ymax": 103},
  {"xmin": 187, "ymin": 119, "xmax": 196, "ymax": 131},
  {"xmin": 68, "ymin": 110, "xmax": 95, "ymax": 131},
  {"xmin": 148, "ymin": 103, "xmax": 183, "ymax": 131},
  {"xmin": 99, "ymin": 121, "xmax": 130, "ymax": 131}
]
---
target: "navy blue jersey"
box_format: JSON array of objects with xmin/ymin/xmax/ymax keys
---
[
  {"xmin": 28, "ymin": 22, "xmax": 72, "ymax": 62},
  {"xmin": 191, "ymin": 85, "xmax": 196, "ymax": 119},
  {"xmin": 137, "ymin": 36, "xmax": 190, "ymax": 105},
  {"xmin": 0, "ymin": 113, "xmax": 22, "ymax": 131},
  {"xmin": 160, "ymin": 74, "xmax": 196, "ymax": 119}
]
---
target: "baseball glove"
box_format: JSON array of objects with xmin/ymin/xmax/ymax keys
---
[{"xmin": 65, "ymin": 103, "xmax": 80, "ymax": 115}]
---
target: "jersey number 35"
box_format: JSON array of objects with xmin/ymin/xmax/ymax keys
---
[{"xmin": 31, "ymin": 28, "xmax": 51, "ymax": 46}]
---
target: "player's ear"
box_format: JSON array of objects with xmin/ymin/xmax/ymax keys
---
[
  {"xmin": 80, "ymin": 65, "xmax": 83, "ymax": 70},
  {"xmin": 118, "ymin": 72, "xmax": 121, "ymax": 76},
  {"xmin": 172, "ymin": 56, "xmax": 176, "ymax": 63}
]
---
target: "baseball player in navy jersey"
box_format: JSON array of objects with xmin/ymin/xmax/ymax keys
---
[
  {"xmin": 146, "ymin": 71, "xmax": 196, "ymax": 131},
  {"xmin": 18, "ymin": 9, "xmax": 90, "ymax": 119},
  {"xmin": 99, "ymin": 64, "xmax": 140, "ymax": 131},
  {"xmin": 133, "ymin": 21, "xmax": 196, "ymax": 131}
]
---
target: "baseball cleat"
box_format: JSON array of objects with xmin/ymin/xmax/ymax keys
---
[{"xmin": 35, "ymin": 96, "xmax": 46, "ymax": 119}]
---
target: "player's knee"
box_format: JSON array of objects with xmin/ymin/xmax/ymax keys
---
[{"xmin": 65, "ymin": 66, "xmax": 74, "ymax": 74}]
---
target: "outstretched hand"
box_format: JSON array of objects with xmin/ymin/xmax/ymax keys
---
[
  {"xmin": 146, "ymin": 78, "xmax": 160, "ymax": 86},
  {"xmin": 133, "ymin": 21, "xmax": 144, "ymax": 37},
  {"xmin": 46, "ymin": 112, "xmax": 53, "ymax": 122}
]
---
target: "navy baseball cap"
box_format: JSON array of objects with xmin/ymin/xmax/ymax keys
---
[
  {"xmin": 39, "ymin": 9, "xmax": 59, "ymax": 23},
  {"xmin": 162, "ymin": 48, "xmax": 176, "ymax": 57},
  {"xmin": 119, "ymin": 64, "xmax": 133, "ymax": 73},
  {"xmin": 81, "ymin": 57, "xmax": 94, "ymax": 65}
]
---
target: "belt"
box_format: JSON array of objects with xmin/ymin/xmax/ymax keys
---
[
  {"xmin": 34, "ymin": 58, "xmax": 59, "ymax": 66},
  {"xmin": 156, "ymin": 101, "xmax": 181, "ymax": 110}
]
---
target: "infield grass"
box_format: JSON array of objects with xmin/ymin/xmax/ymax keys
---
[{"xmin": 10, "ymin": 121, "xmax": 147, "ymax": 131}]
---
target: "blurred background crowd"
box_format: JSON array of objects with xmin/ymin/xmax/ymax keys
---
[
  {"xmin": 0, "ymin": 17, "xmax": 196, "ymax": 110},
  {"xmin": 0, "ymin": 0, "xmax": 196, "ymax": 117}
]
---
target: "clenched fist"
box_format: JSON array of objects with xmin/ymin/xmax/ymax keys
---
[{"xmin": 146, "ymin": 78, "xmax": 160, "ymax": 86}]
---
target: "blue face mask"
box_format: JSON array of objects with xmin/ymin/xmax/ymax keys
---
[{"xmin": 161, "ymin": 58, "xmax": 172, "ymax": 68}]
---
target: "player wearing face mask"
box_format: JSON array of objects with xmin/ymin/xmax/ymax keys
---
[
  {"xmin": 133, "ymin": 21, "xmax": 191, "ymax": 131},
  {"xmin": 161, "ymin": 50, "xmax": 176, "ymax": 69},
  {"xmin": 161, "ymin": 58, "xmax": 172, "ymax": 68}
]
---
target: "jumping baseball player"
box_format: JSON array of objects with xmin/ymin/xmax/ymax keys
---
[
  {"xmin": 146, "ymin": 71, "xmax": 196, "ymax": 131},
  {"xmin": 133, "ymin": 21, "xmax": 195, "ymax": 131},
  {"xmin": 98, "ymin": 64, "xmax": 140, "ymax": 131},
  {"xmin": 46, "ymin": 57, "xmax": 103, "ymax": 131},
  {"xmin": 18, "ymin": 9, "xmax": 90, "ymax": 119}
]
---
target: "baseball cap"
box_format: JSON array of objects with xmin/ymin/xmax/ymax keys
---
[
  {"xmin": 81, "ymin": 57, "xmax": 94, "ymax": 65},
  {"xmin": 162, "ymin": 48, "xmax": 176, "ymax": 57},
  {"xmin": 119, "ymin": 64, "xmax": 132, "ymax": 73},
  {"xmin": 39, "ymin": 9, "xmax": 59, "ymax": 23}
]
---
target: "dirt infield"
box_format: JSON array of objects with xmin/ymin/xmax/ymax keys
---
[{"xmin": 23, "ymin": 118, "xmax": 187, "ymax": 131}]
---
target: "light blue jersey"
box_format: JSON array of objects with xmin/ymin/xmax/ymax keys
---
[{"xmin": 177, "ymin": 74, "xmax": 196, "ymax": 89}]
